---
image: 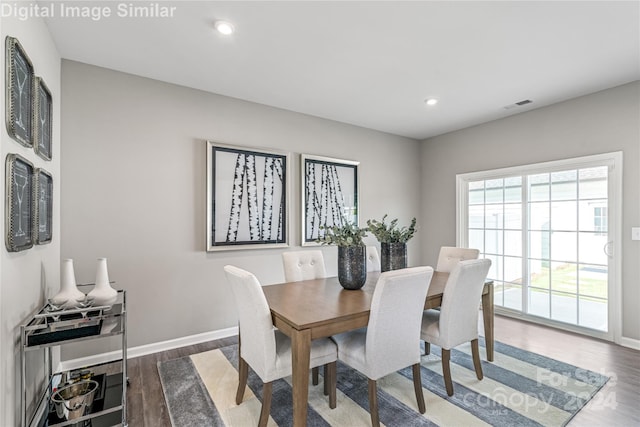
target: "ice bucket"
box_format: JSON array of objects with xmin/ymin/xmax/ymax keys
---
[{"xmin": 51, "ymin": 379, "xmax": 99, "ymax": 421}]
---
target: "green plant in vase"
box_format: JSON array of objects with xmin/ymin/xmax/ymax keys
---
[
  {"xmin": 366, "ymin": 215, "xmax": 417, "ymax": 271},
  {"xmin": 317, "ymin": 222, "xmax": 368, "ymax": 289}
]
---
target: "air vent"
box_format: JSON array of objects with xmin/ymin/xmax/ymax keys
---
[{"xmin": 504, "ymin": 99, "xmax": 533, "ymax": 110}]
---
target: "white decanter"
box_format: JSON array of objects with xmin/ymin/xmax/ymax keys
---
[
  {"xmin": 51, "ymin": 259, "xmax": 85, "ymax": 308},
  {"xmin": 88, "ymin": 258, "xmax": 118, "ymax": 307}
]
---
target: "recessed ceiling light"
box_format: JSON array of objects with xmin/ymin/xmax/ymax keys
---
[
  {"xmin": 214, "ymin": 20, "xmax": 235, "ymax": 35},
  {"xmin": 424, "ymin": 98, "xmax": 438, "ymax": 106}
]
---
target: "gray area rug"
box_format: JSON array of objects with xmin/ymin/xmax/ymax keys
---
[{"xmin": 157, "ymin": 339, "xmax": 608, "ymax": 426}]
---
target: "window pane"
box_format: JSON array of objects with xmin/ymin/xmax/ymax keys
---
[
  {"xmin": 529, "ymin": 260, "xmax": 549, "ymax": 289},
  {"xmin": 529, "ymin": 202, "xmax": 549, "ymax": 230},
  {"xmin": 469, "ymin": 229, "xmax": 484, "ymax": 253},
  {"xmin": 485, "ymin": 179, "xmax": 503, "ymax": 204},
  {"xmin": 469, "ymin": 205, "xmax": 484, "ymax": 228},
  {"xmin": 550, "ymin": 262, "xmax": 577, "ymax": 293},
  {"xmin": 579, "ymin": 296, "xmax": 607, "ymax": 331},
  {"xmin": 551, "ymin": 170, "xmax": 577, "ymax": 200},
  {"xmin": 551, "ymin": 201, "xmax": 577, "ymax": 230},
  {"xmin": 579, "ymin": 167, "xmax": 607, "ymax": 199},
  {"xmin": 485, "ymin": 229, "xmax": 503, "ymax": 255},
  {"xmin": 529, "ymin": 288, "xmax": 550, "ymax": 318},
  {"xmin": 551, "ymin": 291, "xmax": 577, "ymax": 324},
  {"xmin": 504, "ymin": 256, "xmax": 523, "ymax": 283},
  {"xmin": 493, "ymin": 280, "xmax": 504, "ymax": 306},
  {"xmin": 469, "ymin": 180, "xmax": 485, "ymax": 206},
  {"xmin": 485, "ymin": 204, "xmax": 503, "ymax": 229},
  {"xmin": 578, "ymin": 264, "xmax": 608, "ymax": 299},
  {"xmin": 550, "ymin": 231, "xmax": 577, "ymax": 262},
  {"xmin": 529, "ymin": 202, "xmax": 550, "ymax": 230},
  {"xmin": 579, "ymin": 200, "xmax": 607, "ymax": 231},
  {"xmin": 504, "ymin": 203, "xmax": 522, "ymax": 229},
  {"xmin": 529, "ymin": 173, "xmax": 550, "ymax": 201},
  {"xmin": 504, "ymin": 177, "xmax": 522, "ymax": 202},
  {"xmin": 504, "ymin": 230, "xmax": 522, "ymax": 257},
  {"xmin": 529, "ymin": 231, "xmax": 550, "ymax": 261},
  {"xmin": 503, "ymin": 283, "xmax": 522, "ymax": 310},
  {"xmin": 578, "ymin": 232, "xmax": 608, "ymax": 265}
]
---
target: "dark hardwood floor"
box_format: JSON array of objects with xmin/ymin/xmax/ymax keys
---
[{"xmin": 126, "ymin": 316, "xmax": 639, "ymax": 426}]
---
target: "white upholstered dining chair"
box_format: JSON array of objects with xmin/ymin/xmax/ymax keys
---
[
  {"xmin": 436, "ymin": 246, "xmax": 480, "ymax": 272},
  {"xmin": 424, "ymin": 246, "xmax": 481, "ymax": 355},
  {"xmin": 332, "ymin": 266, "xmax": 434, "ymax": 426},
  {"xmin": 366, "ymin": 245, "xmax": 381, "ymax": 272},
  {"xmin": 420, "ymin": 258, "xmax": 491, "ymax": 396},
  {"xmin": 282, "ymin": 250, "xmax": 327, "ymax": 282},
  {"xmin": 223, "ymin": 265, "xmax": 338, "ymax": 426},
  {"xmin": 281, "ymin": 250, "xmax": 327, "ymax": 385}
]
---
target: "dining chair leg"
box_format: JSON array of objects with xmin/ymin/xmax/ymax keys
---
[
  {"xmin": 424, "ymin": 341, "xmax": 430, "ymax": 355},
  {"xmin": 312, "ymin": 366, "xmax": 319, "ymax": 386},
  {"xmin": 471, "ymin": 339, "xmax": 484, "ymax": 380},
  {"xmin": 258, "ymin": 381, "xmax": 273, "ymax": 427},
  {"xmin": 236, "ymin": 357, "xmax": 249, "ymax": 404},
  {"xmin": 412, "ymin": 363, "xmax": 426, "ymax": 413},
  {"xmin": 368, "ymin": 379, "xmax": 380, "ymax": 427},
  {"xmin": 441, "ymin": 349, "xmax": 454, "ymax": 396},
  {"xmin": 328, "ymin": 361, "xmax": 337, "ymax": 409}
]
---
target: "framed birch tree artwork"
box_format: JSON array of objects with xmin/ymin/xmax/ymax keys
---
[
  {"xmin": 206, "ymin": 142, "xmax": 290, "ymax": 251},
  {"xmin": 302, "ymin": 154, "xmax": 359, "ymax": 246}
]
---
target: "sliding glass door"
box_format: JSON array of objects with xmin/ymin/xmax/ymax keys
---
[{"xmin": 459, "ymin": 153, "xmax": 621, "ymax": 339}]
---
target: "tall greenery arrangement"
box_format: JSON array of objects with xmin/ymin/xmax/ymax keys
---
[
  {"xmin": 366, "ymin": 214, "xmax": 417, "ymax": 243},
  {"xmin": 316, "ymin": 222, "xmax": 368, "ymax": 247}
]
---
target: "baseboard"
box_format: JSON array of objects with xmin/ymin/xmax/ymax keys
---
[
  {"xmin": 59, "ymin": 326, "xmax": 238, "ymax": 372},
  {"xmin": 619, "ymin": 335, "xmax": 640, "ymax": 351}
]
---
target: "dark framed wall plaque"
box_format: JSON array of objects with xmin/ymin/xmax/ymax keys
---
[
  {"xmin": 34, "ymin": 77, "xmax": 52, "ymax": 160},
  {"xmin": 33, "ymin": 168, "xmax": 53, "ymax": 245},
  {"xmin": 6, "ymin": 154, "xmax": 34, "ymax": 252},
  {"xmin": 5, "ymin": 36, "xmax": 34, "ymax": 147}
]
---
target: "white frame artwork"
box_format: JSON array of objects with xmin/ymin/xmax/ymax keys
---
[
  {"xmin": 206, "ymin": 141, "xmax": 290, "ymax": 251},
  {"xmin": 301, "ymin": 154, "xmax": 359, "ymax": 246}
]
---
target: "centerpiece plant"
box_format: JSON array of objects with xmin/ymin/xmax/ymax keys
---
[
  {"xmin": 366, "ymin": 214, "xmax": 417, "ymax": 271},
  {"xmin": 317, "ymin": 222, "xmax": 368, "ymax": 290}
]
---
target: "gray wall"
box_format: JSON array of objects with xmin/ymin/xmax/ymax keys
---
[
  {"xmin": 1, "ymin": 16, "xmax": 61, "ymax": 427},
  {"xmin": 60, "ymin": 60, "xmax": 422, "ymax": 359},
  {"xmin": 420, "ymin": 81, "xmax": 640, "ymax": 341}
]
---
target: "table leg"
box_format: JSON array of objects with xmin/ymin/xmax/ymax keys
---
[
  {"xmin": 291, "ymin": 328, "xmax": 311, "ymax": 427},
  {"xmin": 481, "ymin": 282, "xmax": 494, "ymax": 362}
]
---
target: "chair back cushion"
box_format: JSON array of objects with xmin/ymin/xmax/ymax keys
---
[
  {"xmin": 223, "ymin": 265, "xmax": 276, "ymax": 380},
  {"xmin": 436, "ymin": 246, "xmax": 480, "ymax": 272},
  {"xmin": 282, "ymin": 250, "xmax": 327, "ymax": 282},
  {"xmin": 366, "ymin": 246, "xmax": 381, "ymax": 272},
  {"xmin": 366, "ymin": 266, "xmax": 434, "ymax": 379},
  {"xmin": 438, "ymin": 259, "xmax": 491, "ymax": 348}
]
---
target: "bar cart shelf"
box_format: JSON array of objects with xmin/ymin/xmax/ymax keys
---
[{"xmin": 20, "ymin": 288, "xmax": 127, "ymax": 427}]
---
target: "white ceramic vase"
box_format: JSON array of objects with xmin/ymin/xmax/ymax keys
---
[
  {"xmin": 88, "ymin": 258, "xmax": 117, "ymax": 307},
  {"xmin": 51, "ymin": 259, "xmax": 85, "ymax": 308}
]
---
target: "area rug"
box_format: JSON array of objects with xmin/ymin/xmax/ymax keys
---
[{"xmin": 157, "ymin": 339, "xmax": 608, "ymax": 426}]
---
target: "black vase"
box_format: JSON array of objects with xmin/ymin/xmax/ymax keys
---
[
  {"xmin": 381, "ymin": 242, "xmax": 407, "ymax": 272},
  {"xmin": 338, "ymin": 246, "xmax": 367, "ymax": 290}
]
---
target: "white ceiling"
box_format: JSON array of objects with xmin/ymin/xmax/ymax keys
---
[{"xmin": 44, "ymin": 1, "xmax": 640, "ymax": 140}]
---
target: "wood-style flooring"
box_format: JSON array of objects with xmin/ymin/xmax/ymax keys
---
[{"xmin": 126, "ymin": 316, "xmax": 639, "ymax": 426}]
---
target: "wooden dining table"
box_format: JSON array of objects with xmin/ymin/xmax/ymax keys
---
[{"xmin": 262, "ymin": 270, "xmax": 494, "ymax": 427}]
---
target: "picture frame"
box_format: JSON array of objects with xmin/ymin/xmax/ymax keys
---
[
  {"xmin": 34, "ymin": 77, "xmax": 52, "ymax": 161},
  {"xmin": 206, "ymin": 141, "xmax": 290, "ymax": 251},
  {"xmin": 33, "ymin": 168, "xmax": 53, "ymax": 245},
  {"xmin": 5, "ymin": 36, "xmax": 34, "ymax": 147},
  {"xmin": 301, "ymin": 154, "xmax": 359, "ymax": 246},
  {"xmin": 5, "ymin": 154, "xmax": 34, "ymax": 252}
]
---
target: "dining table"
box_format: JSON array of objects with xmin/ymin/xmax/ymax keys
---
[{"xmin": 261, "ymin": 270, "xmax": 494, "ymax": 427}]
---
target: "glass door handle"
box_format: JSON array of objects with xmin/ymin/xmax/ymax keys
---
[{"xmin": 603, "ymin": 241, "xmax": 613, "ymax": 257}]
